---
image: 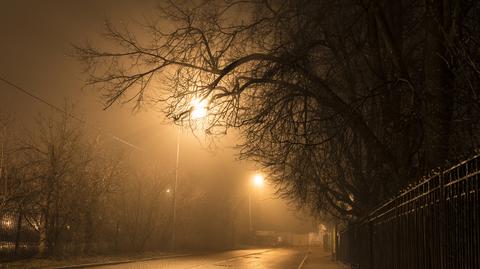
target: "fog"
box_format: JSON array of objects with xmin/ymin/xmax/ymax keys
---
[
  {"xmin": 0, "ymin": 0, "xmax": 317, "ymax": 255},
  {"xmin": 4, "ymin": 0, "xmax": 477, "ymax": 268}
]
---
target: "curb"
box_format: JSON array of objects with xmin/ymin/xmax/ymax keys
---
[
  {"xmin": 49, "ymin": 253, "xmax": 192, "ymax": 269},
  {"xmin": 51, "ymin": 248, "xmax": 272, "ymax": 269}
]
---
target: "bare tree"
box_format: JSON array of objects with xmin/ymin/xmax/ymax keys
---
[
  {"xmin": 2, "ymin": 110, "xmax": 198, "ymax": 257},
  {"xmin": 114, "ymin": 168, "xmax": 171, "ymax": 252},
  {"xmin": 19, "ymin": 110, "xmax": 85, "ymax": 255},
  {"xmin": 75, "ymin": 0, "xmax": 480, "ymax": 220}
]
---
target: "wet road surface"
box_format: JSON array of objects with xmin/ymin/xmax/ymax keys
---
[{"xmin": 91, "ymin": 248, "xmax": 307, "ymax": 269}]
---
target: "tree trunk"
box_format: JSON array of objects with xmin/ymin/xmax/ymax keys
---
[
  {"xmin": 38, "ymin": 214, "xmax": 48, "ymax": 256},
  {"xmin": 14, "ymin": 210, "xmax": 23, "ymax": 255}
]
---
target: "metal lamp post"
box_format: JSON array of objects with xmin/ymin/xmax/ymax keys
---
[
  {"xmin": 170, "ymin": 98, "xmax": 208, "ymax": 251},
  {"xmin": 248, "ymin": 173, "xmax": 264, "ymax": 239}
]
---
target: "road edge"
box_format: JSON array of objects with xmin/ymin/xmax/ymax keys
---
[
  {"xmin": 297, "ymin": 249, "xmax": 310, "ymax": 269},
  {"xmin": 50, "ymin": 248, "xmax": 273, "ymax": 269},
  {"xmin": 49, "ymin": 253, "xmax": 192, "ymax": 269}
]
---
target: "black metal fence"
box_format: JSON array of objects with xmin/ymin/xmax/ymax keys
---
[{"xmin": 338, "ymin": 153, "xmax": 480, "ymax": 269}]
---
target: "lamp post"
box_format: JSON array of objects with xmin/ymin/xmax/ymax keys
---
[
  {"xmin": 171, "ymin": 98, "xmax": 208, "ymax": 251},
  {"xmin": 249, "ymin": 173, "xmax": 264, "ymax": 234}
]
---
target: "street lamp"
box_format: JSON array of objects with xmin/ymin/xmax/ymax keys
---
[
  {"xmin": 253, "ymin": 173, "xmax": 264, "ymax": 187},
  {"xmin": 249, "ymin": 173, "xmax": 264, "ymax": 234},
  {"xmin": 190, "ymin": 98, "xmax": 208, "ymax": 120},
  {"xmin": 171, "ymin": 98, "xmax": 208, "ymax": 251}
]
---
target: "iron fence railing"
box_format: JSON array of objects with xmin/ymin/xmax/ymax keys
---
[{"xmin": 338, "ymin": 153, "xmax": 480, "ymax": 269}]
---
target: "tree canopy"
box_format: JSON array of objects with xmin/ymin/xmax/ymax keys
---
[{"xmin": 75, "ymin": 0, "xmax": 480, "ymax": 220}]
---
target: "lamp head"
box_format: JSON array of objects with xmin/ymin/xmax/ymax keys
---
[
  {"xmin": 191, "ymin": 98, "xmax": 208, "ymax": 119},
  {"xmin": 253, "ymin": 173, "xmax": 264, "ymax": 187}
]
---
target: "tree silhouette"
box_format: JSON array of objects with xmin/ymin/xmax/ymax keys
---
[{"xmin": 75, "ymin": 0, "xmax": 480, "ymax": 219}]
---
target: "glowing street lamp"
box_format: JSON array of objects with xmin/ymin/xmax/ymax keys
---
[
  {"xmin": 190, "ymin": 98, "xmax": 208, "ymax": 120},
  {"xmin": 253, "ymin": 173, "xmax": 264, "ymax": 187}
]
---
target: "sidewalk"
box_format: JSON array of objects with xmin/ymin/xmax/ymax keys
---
[{"xmin": 301, "ymin": 248, "xmax": 348, "ymax": 269}]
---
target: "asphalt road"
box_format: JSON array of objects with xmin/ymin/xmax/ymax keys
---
[{"xmin": 91, "ymin": 248, "xmax": 307, "ymax": 269}]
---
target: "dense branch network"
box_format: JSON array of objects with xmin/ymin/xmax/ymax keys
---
[{"xmin": 75, "ymin": 0, "xmax": 480, "ymax": 220}]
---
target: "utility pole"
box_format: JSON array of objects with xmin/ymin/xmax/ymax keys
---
[{"xmin": 248, "ymin": 174, "xmax": 264, "ymax": 242}]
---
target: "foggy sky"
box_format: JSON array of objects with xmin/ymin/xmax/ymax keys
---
[{"xmin": 0, "ymin": 0, "xmax": 316, "ymax": 234}]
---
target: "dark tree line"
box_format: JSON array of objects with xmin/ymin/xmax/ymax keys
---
[
  {"xmin": 74, "ymin": 0, "xmax": 480, "ymax": 221},
  {"xmin": 1, "ymin": 110, "xmax": 239, "ymax": 257}
]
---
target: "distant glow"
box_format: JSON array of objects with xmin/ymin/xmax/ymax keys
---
[
  {"xmin": 253, "ymin": 173, "xmax": 264, "ymax": 187},
  {"xmin": 1, "ymin": 217, "xmax": 13, "ymax": 229},
  {"xmin": 166, "ymin": 188, "xmax": 171, "ymax": 193},
  {"xmin": 191, "ymin": 98, "xmax": 208, "ymax": 119}
]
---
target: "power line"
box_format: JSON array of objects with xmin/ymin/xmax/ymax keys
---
[{"xmin": 0, "ymin": 76, "xmax": 144, "ymax": 152}]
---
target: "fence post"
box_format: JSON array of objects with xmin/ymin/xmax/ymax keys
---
[
  {"xmin": 439, "ymin": 172, "xmax": 446, "ymax": 269},
  {"xmin": 368, "ymin": 220, "xmax": 374, "ymax": 269}
]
